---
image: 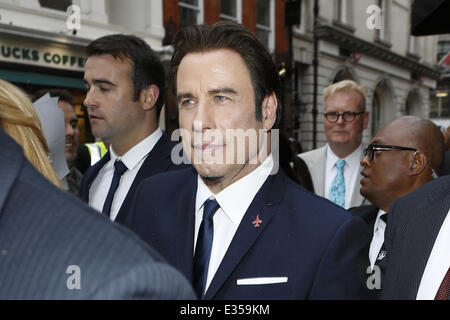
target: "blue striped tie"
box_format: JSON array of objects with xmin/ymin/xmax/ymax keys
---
[{"xmin": 329, "ymin": 159, "xmax": 346, "ymax": 208}]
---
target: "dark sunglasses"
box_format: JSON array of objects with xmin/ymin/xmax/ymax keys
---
[
  {"xmin": 324, "ymin": 111, "xmax": 365, "ymax": 122},
  {"xmin": 363, "ymin": 144, "xmax": 418, "ymax": 161}
]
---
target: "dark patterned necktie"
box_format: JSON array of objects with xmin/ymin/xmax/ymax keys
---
[
  {"xmin": 102, "ymin": 160, "xmax": 127, "ymax": 217},
  {"xmin": 435, "ymin": 268, "xmax": 450, "ymax": 300},
  {"xmin": 193, "ymin": 199, "xmax": 220, "ymax": 298}
]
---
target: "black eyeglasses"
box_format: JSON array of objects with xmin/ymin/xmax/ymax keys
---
[
  {"xmin": 363, "ymin": 144, "xmax": 418, "ymax": 161},
  {"xmin": 324, "ymin": 111, "xmax": 365, "ymax": 122}
]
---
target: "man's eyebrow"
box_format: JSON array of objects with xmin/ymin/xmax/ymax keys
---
[
  {"xmin": 84, "ymin": 79, "xmax": 117, "ymax": 87},
  {"xmin": 176, "ymin": 92, "xmax": 194, "ymax": 101},
  {"xmin": 208, "ymin": 87, "xmax": 237, "ymax": 95},
  {"xmin": 370, "ymin": 139, "xmax": 382, "ymax": 145}
]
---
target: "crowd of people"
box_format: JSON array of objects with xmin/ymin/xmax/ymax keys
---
[{"xmin": 0, "ymin": 20, "xmax": 448, "ymax": 300}]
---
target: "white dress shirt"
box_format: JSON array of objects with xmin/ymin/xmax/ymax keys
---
[
  {"xmin": 194, "ymin": 154, "xmax": 274, "ymax": 294},
  {"xmin": 89, "ymin": 128, "xmax": 163, "ymax": 221},
  {"xmin": 416, "ymin": 208, "xmax": 450, "ymax": 300},
  {"xmin": 324, "ymin": 144, "xmax": 363, "ymax": 209},
  {"xmin": 369, "ymin": 209, "xmax": 387, "ymax": 270}
]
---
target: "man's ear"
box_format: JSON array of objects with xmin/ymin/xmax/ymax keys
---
[
  {"xmin": 410, "ymin": 151, "xmax": 427, "ymax": 176},
  {"xmin": 141, "ymin": 84, "xmax": 160, "ymax": 111},
  {"xmin": 261, "ymin": 91, "xmax": 277, "ymax": 131}
]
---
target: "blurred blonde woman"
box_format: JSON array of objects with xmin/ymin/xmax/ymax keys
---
[{"xmin": 0, "ymin": 79, "xmax": 61, "ymax": 187}]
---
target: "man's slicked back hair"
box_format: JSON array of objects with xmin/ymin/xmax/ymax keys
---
[{"xmin": 169, "ymin": 21, "xmax": 282, "ymax": 128}]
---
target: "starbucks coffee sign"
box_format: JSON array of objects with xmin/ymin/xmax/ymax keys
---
[{"xmin": 0, "ymin": 38, "xmax": 85, "ymax": 71}]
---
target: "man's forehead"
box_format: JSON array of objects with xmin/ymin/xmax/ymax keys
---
[
  {"xmin": 372, "ymin": 124, "xmax": 411, "ymax": 145},
  {"xmin": 325, "ymin": 89, "xmax": 363, "ymax": 109}
]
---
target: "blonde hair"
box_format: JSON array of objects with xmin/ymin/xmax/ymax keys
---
[
  {"xmin": 323, "ymin": 80, "xmax": 367, "ymax": 112},
  {"xmin": 0, "ymin": 79, "xmax": 61, "ymax": 187}
]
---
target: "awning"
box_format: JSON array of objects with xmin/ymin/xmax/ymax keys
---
[
  {"xmin": 411, "ymin": 0, "xmax": 450, "ymax": 36},
  {"xmin": 0, "ymin": 68, "xmax": 84, "ymax": 89}
]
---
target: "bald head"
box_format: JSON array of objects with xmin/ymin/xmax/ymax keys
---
[{"xmin": 384, "ymin": 116, "xmax": 444, "ymax": 175}]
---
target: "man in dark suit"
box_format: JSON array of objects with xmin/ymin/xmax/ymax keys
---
[
  {"xmin": 127, "ymin": 21, "xmax": 372, "ymax": 300},
  {"xmin": 0, "ymin": 129, "xmax": 195, "ymax": 299},
  {"xmin": 351, "ymin": 116, "xmax": 444, "ymax": 276},
  {"xmin": 381, "ymin": 175, "xmax": 450, "ymax": 300},
  {"xmin": 80, "ymin": 34, "xmax": 185, "ymax": 225}
]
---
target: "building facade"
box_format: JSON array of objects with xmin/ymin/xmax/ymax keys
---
[
  {"xmin": 0, "ymin": 0, "xmax": 440, "ymax": 147},
  {"xmin": 290, "ymin": 0, "xmax": 439, "ymax": 150},
  {"xmin": 0, "ymin": 0, "xmax": 165, "ymax": 142}
]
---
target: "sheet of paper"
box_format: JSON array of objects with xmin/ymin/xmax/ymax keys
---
[{"xmin": 33, "ymin": 93, "xmax": 69, "ymax": 180}]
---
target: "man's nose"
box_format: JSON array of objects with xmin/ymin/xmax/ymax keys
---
[
  {"xmin": 83, "ymin": 88, "xmax": 96, "ymax": 108},
  {"xmin": 193, "ymin": 100, "xmax": 214, "ymax": 132}
]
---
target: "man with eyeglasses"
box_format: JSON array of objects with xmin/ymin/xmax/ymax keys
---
[
  {"xmin": 351, "ymin": 116, "xmax": 444, "ymax": 289},
  {"xmin": 300, "ymin": 80, "xmax": 370, "ymax": 209}
]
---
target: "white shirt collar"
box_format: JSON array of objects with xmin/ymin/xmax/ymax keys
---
[
  {"xmin": 326, "ymin": 143, "xmax": 363, "ymax": 171},
  {"xmin": 109, "ymin": 128, "xmax": 163, "ymax": 170},
  {"xmin": 195, "ymin": 154, "xmax": 274, "ymax": 226},
  {"xmin": 375, "ymin": 209, "xmax": 387, "ymax": 227}
]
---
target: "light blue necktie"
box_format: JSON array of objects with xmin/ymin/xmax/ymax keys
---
[{"xmin": 329, "ymin": 159, "xmax": 346, "ymax": 208}]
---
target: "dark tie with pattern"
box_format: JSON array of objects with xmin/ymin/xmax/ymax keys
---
[
  {"xmin": 435, "ymin": 268, "xmax": 450, "ymax": 300},
  {"xmin": 193, "ymin": 199, "xmax": 220, "ymax": 298},
  {"xmin": 102, "ymin": 160, "xmax": 128, "ymax": 217}
]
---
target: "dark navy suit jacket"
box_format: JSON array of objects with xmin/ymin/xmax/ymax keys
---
[
  {"xmin": 382, "ymin": 176, "xmax": 450, "ymax": 300},
  {"xmin": 80, "ymin": 133, "xmax": 187, "ymax": 224},
  {"xmin": 126, "ymin": 167, "xmax": 374, "ymax": 300},
  {"xmin": 0, "ymin": 129, "xmax": 195, "ymax": 299}
]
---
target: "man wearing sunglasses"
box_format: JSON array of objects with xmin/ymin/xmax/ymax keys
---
[
  {"xmin": 300, "ymin": 80, "xmax": 369, "ymax": 209},
  {"xmin": 351, "ymin": 116, "xmax": 444, "ymax": 285}
]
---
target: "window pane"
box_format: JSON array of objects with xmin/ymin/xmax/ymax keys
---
[
  {"xmin": 256, "ymin": 28, "xmax": 269, "ymax": 50},
  {"xmin": 257, "ymin": 0, "xmax": 271, "ymax": 26},
  {"xmin": 221, "ymin": 0, "xmax": 237, "ymax": 17},
  {"xmin": 179, "ymin": 7, "xmax": 198, "ymax": 27},
  {"xmin": 180, "ymin": 0, "xmax": 198, "ymax": 6},
  {"xmin": 39, "ymin": 0, "xmax": 72, "ymax": 11}
]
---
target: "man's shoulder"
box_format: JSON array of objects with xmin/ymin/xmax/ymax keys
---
[
  {"xmin": 298, "ymin": 145, "xmax": 327, "ymax": 163},
  {"xmin": 4, "ymin": 160, "xmax": 195, "ymax": 299},
  {"xmin": 138, "ymin": 166, "xmax": 196, "ymax": 191},
  {"xmin": 396, "ymin": 176, "xmax": 450, "ymax": 209},
  {"xmin": 280, "ymin": 173, "xmax": 361, "ymax": 225}
]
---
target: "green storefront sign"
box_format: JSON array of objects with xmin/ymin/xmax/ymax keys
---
[{"xmin": 0, "ymin": 45, "xmax": 85, "ymax": 68}]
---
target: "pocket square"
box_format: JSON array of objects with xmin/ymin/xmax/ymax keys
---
[{"xmin": 236, "ymin": 277, "xmax": 288, "ymax": 285}]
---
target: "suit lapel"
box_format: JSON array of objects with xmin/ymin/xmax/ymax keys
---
[
  {"xmin": 204, "ymin": 172, "xmax": 287, "ymax": 300},
  {"xmin": 175, "ymin": 170, "xmax": 198, "ymax": 282},
  {"xmin": 115, "ymin": 134, "xmax": 173, "ymax": 224},
  {"xmin": 396, "ymin": 191, "xmax": 450, "ymax": 297},
  {"xmin": 313, "ymin": 146, "xmax": 327, "ymax": 196},
  {"xmin": 350, "ymin": 166, "xmax": 366, "ymax": 207},
  {"xmin": 79, "ymin": 151, "xmax": 111, "ymax": 202}
]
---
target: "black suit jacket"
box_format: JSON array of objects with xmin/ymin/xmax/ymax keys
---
[
  {"xmin": 0, "ymin": 129, "xmax": 195, "ymax": 299},
  {"xmin": 79, "ymin": 133, "xmax": 187, "ymax": 224},
  {"xmin": 350, "ymin": 204, "xmax": 379, "ymax": 231},
  {"xmin": 441, "ymin": 150, "xmax": 450, "ymax": 176},
  {"xmin": 127, "ymin": 167, "xmax": 374, "ymax": 300},
  {"xmin": 381, "ymin": 176, "xmax": 450, "ymax": 299}
]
